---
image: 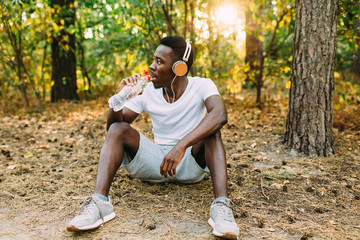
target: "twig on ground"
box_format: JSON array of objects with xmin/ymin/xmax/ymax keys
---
[{"xmin": 260, "ymin": 177, "xmax": 270, "ymax": 201}]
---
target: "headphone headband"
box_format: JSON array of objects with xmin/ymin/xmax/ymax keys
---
[
  {"xmin": 172, "ymin": 41, "xmax": 191, "ymax": 76},
  {"xmin": 182, "ymin": 41, "xmax": 191, "ymax": 62}
]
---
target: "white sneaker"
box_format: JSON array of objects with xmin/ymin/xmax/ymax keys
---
[
  {"xmin": 208, "ymin": 199, "xmax": 240, "ymax": 239},
  {"xmin": 67, "ymin": 195, "xmax": 116, "ymax": 231}
]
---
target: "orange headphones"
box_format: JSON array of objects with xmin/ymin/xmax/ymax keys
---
[{"xmin": 172, "ymin": 41, "xmax": 191, "ymax": 76}]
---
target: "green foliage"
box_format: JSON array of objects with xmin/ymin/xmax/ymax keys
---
[
  {"xmin": 0, "ymin": 0, "xmax": 358, "ymax": 110},
  {"xmin": 337, "ymin": 0, "xmax": 359, "ymax": 72}
]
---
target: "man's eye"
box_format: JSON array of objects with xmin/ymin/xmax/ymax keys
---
[{"xmin": 157, "ymin": 59, "xmax": 161, "ymax": 64}]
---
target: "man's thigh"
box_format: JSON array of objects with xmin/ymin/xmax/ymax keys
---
[
  {"xmin": 107, "ymin": 122, "xmax": 140, "ymax": 159},
  {"xmin": 191, "ymin": 139, "xmax": 207, "ymax": 169}
]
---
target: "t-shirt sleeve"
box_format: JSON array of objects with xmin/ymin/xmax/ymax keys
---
[
  {"xmin": 198, "ymin": 78, "xmax": 220, "ymax": 101},
  {"xmin": 124, "ymin": 93, "xmax": 144, "ymax": 114}
]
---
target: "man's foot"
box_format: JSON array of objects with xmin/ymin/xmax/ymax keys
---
[
  {"xmin": 66, "ymin": 195, "xmax": 116, "ymax": 231},
  {"xmin": 208, "ymin": 199, "xmax": 240, "ymax": 239}
]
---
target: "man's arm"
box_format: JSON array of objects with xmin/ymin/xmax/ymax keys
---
[
  {"xmin": 106, "ymin": 107, "xmax": 139, "ymax": 131},
  {"xmin": 106, "ymin": 74, "xmax": 143, "ymax": 131},
  {"xmin": 160, "ymin": 95, "xmax": 228, "ymax": 178}
]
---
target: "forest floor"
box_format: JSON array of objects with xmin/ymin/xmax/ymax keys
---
[{"xmin": 0, "ymin": 96, "xmax": 359, "ymax": 240}]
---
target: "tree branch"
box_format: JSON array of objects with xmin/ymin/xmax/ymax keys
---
[{"xmin": 264, "ymin": 8, "xmax": 291, "ymax": 57}]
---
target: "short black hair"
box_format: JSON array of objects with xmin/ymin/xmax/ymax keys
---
[{"xmin": 160, "ymin": 36, "xmax": 194, "ymax": 75}]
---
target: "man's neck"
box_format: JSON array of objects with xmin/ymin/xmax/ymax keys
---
[{"xmin": 164, "ymin": 75, "xmax": 188, "ymax": 102}]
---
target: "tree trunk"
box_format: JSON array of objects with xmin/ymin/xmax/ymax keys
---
[
  {"xmin": 245, "ymin": 8, "xmax": 264, "ymax": 104},
  {"xmin": 352, "ymin": 2, "xmax": 360, "ymax": 82},
  {"xmin": 183, "ymin": 0, "xmax": 187, "ymax": 38},
  {"xmin": 77, "ymin": 21, "xmax": 92, "ymax": 94},
  {"xmin": 161, "ymin": 0, "xmax": 177, "ymax": 36},
  {"xmin": 207, "ymin": 0, "xmax": 213, "ymax": 70},
  {"xmin": 50, "ymin": 0, "xmax": 79, "ymax": 102},
  {"xmin": 189, "ymin": 0, "xmax": 196, "ymax": 75},
  {"xmin": 284, "ymin": 0, "xmax": 338, "ymax": 156}
]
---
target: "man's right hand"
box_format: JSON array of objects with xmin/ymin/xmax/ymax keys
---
[{"xmin": 116, "ymin": 74, "xmax": 142, "ymax": 94}]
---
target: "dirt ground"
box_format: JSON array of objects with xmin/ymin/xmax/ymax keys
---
[{"xmin": 0, "ymin": 97, "xmax": 359, "ymax": 240}]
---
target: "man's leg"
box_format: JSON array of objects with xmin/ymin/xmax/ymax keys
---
[
  {"xmin": 67, "ymin": 122, "xmax": 140, "ymax": 232},
  {"xmin": 192, "ymin": 130, "xmax": 240, "ymax": 239},
  {"xmin": 191, "ymin": 130, "xmax": 228, "ymax": 198},
  {"xmin": 94, "ymin": 122, "xmax": 140, "ymax": 197}
]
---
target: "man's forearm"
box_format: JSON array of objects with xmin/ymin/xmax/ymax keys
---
[
  {"xmin": 106, "ymin": 108, "xmax": 124, "ymax": 131},
  {"xmin": 178, "ymin": 107, "xmax": 228, "ymax": 149}
]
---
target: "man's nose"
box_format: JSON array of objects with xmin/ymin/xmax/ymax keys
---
[{"xmin": 150, "ymin": 61, "xmax": 155, "ymax": 70}]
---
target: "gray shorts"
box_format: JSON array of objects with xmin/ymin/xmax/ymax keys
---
[{"xmin": 122, "ymin": 132, "xmax": 209, "ymax": 183}]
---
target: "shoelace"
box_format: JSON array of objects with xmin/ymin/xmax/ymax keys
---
[
  {"xmin": 78, "ymin": 196, "xmax": 105, "ymax": 223},
  {"xmin": 215, "ymin": 201, "xmax": 234, "ymax": 222}
]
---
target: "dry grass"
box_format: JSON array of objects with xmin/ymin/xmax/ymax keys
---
[{"xmin": 0, "ymin": 97, "xmax": 359, "ymax": 239}]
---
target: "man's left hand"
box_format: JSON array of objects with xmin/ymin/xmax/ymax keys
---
[{"xmin": 160, "ymin": 145, "xmax": 186, "ymax": 179}]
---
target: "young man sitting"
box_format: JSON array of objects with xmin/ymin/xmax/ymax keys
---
[{"xmin": 66, "ymin": 35, "xmax": 240, "ymax": 239}]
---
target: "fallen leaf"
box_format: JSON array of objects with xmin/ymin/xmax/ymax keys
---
[
  {"xmin": 7, "ymin": 165, "xmax": 16, "ymax": 170},
  {"xmin": 283, "ymin": 180, "xmax": 290, "ymax": 184},
  {"xmin": 37, "ymin": 145, "xmax": 49, "ymax": 149},
  {"xmin": 151, "ymin": 215, "xmax": 159, "ymax": 222}
]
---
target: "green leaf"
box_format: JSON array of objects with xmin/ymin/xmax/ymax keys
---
[{"xmin": 151, "ymin": 215, "xmax": 159, "ymax": 223}]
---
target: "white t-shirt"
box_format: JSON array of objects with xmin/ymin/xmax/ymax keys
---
[{"xmin": 125, "ymin": 76, "xmax": 220, "ymax": 145}]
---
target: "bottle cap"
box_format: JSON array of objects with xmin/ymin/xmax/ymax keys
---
[{"xmin": 143, "ymin": 69, "xmax": 150, "ymax": 81}]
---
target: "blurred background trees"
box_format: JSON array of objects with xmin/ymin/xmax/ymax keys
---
[{"xmin": 0, "ymin": 0, "xmax": 359, "ymax": 112}]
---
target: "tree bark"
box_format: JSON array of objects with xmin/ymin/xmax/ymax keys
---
[
  {"xmin": 284, "ymin": 0, "xmax": 338, "ymax": 156},
  {"xmin": 50, "ymin": 0, "xmax": 79, "ymax": 102},
  {"xmin": 352, "ymin": 1, "xmax": 360, "ymax": 82}
]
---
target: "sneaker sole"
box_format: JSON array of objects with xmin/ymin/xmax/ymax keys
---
[
  {"xmin": 208, "ymin": 218, "xmax": 238, "ymax": 240},
  {"xmin": 67, "ymin": 212, "xmax": 116, "ymax": 232}
]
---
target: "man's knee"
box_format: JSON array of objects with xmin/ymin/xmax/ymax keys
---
[
  {"xmin": 107, "ymin": 122, "xmax": 132, "ymax": 139},
  {"xmin": 205, "ymin": 130, "xmax": 222, "ymax": 143}
]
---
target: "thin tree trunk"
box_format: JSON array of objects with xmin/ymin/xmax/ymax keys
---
[
  {"xmin": 183, "ymin": 0, "xmax": 187, "ymax": 38},
  {"xmin": 161, "ymin": 0, "xmax": 177, "ymax": 35},
  {"xmin": 77, "ymin": 21, "xmax": 92, "ymax": 94},
  {"xmin": 207, "ymin": 0, "xmax": 214, "ymax": 70},
  {"xmin": 284, "ymin": 0, "xmax": 338, "ymax": 156},
  {"xmin": 189, "ymin": 0, "xmax": 196, "ymax": 75},
  {"xmin": 41, "ymin": 42, "xmax": 48, "ymax": 101},
  {"xmin": 1, "ymin": 5, "xmax": 30, "ymax": 107},
  {"xmin": 245, "ymin": 8, "xmax": 264, "ymax": 103}
]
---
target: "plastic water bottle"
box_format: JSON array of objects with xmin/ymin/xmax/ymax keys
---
[{"xmin": 108, "ymin": 69, "xmax": 150, "ymax": 112}]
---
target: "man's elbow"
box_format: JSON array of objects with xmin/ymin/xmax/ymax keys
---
[{"xmin": 219, "ymin": 112, "xmax": 228, "ymax": 128}]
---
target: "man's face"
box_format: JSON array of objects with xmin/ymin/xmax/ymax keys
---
[{"xmin": 149, "ymin": 45, "xmax": 176, "ymax": 89}]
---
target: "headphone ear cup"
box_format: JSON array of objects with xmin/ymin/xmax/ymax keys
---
[{"xmin": 172, "ymin": 61, "xmax": 188, "ymax": 76}]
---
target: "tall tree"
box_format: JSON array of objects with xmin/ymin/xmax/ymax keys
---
[
  {"xmin": 50, "ymin": 0, "xmax": 79, "ymax": 101},
  {"xmin": 284, "ymin": 0, "xmax": 338, "ymax": 156},
  {"xmin": 352, "ymin": 1, "xmax": 360, "ymax": 82}
]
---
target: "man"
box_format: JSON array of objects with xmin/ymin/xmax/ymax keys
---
[{"xmin": 67, "ymin": 36, "xmax": 240, "ymax": 239}]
